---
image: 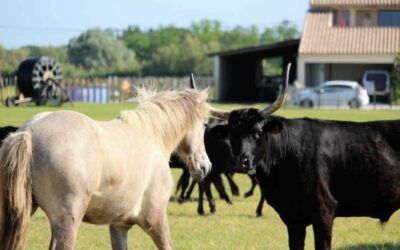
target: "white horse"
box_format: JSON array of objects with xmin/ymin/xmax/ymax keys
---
[{"xmin": 0, "ymin": 88, "xmax": 213, "ymax": 250}]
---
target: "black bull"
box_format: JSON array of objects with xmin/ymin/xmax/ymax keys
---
[{"xmin": 209, "ymin": 108, "xmax": 400, "ymax": 250}]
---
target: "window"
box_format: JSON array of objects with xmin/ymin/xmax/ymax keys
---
[
  {"xmin": 356, "ymin": 10, "xmax": 377, "ymax": 26},
  {"xmin": 262, "ymin": 57, "xmax": 282, "ymax": 76},
  {"xmin": 322, "ymin": 85, "xmax": 353, "ymax": 93},
  {"xmin": 379, "ymin": 10, "xmax": 400, "ymax": 26},
  {"xmin": 334, "ymin": 10, "xmax": 350, "ymax": 27}
]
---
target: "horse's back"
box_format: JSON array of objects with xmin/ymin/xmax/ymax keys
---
[{"xmin": 23, "ymin": 111, "xmax": 102, "ymax": 214}]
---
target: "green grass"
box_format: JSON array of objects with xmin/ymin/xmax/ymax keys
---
[{"xmin": 1, "ymin": 103, "xmax": 400, "ymax": 249}]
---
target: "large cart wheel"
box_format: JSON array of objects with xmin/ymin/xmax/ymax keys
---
[{"xmin": 16, "ymin": 56, "xmax": 65, "ymax": 106}]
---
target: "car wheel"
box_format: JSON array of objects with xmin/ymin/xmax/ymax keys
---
[
  {"xmin": 349, "ymin": 99, "xmax": 361, "ymax": 109},
  {"xmin": 300, "ymin": 99, "xmax": 313, "ymax": 108}
]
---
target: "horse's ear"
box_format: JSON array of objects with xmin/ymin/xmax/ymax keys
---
[{"xmin": 199, "ymin": 88, "xmax": 209, "ymax": 102}]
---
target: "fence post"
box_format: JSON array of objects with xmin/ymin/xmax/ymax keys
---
[
  {"xmin": 87, "ymin": 78, "xmax": 92, "ymax": 103},
  {"xmin": 107, "ymin": 77, "xmax": 111, "ymax": 103},
  {"xmin": 93, "ymin": 78, "xmax": 97, "ymax": 103},
  {"xmin": 73, "ymin": 78, "xmax": 78, "ymax": 102},
  {"xmin": 80, "ymin": 78, "xmax": 85, "ymax": 102},
  {"xmin": 98, "ymin": 78, "xmax": 103, "ymax": 103}
]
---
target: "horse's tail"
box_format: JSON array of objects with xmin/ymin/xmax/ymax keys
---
[{"xmin": 0, "ymin": 131, "xmax": 33, "ymax": 250}]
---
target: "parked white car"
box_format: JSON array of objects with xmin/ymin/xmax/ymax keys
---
[{"xmin": 293, "ymin": 81, "xmax": 369, "ymax": 108}]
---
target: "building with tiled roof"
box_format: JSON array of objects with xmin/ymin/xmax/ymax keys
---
[{"xmin": 298, "ymin": 0, "xmax": 400, "ymax": 87}]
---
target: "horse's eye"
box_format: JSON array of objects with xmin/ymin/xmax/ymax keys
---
[{"xmin": 252, "ymin": 133, "xmax": 260, "ymax": 140}]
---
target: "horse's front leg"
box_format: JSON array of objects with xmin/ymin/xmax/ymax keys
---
[
  {"xmin": 139, "ymin": 207, "xmax": 173, "ymax": 250},
  {"xmin": 138, "ymin": 163, "xmax": 174, "ymax": 250},
  {"xmin": 109, "ymin": 225, "xmax": 130, "ymax": 250}
]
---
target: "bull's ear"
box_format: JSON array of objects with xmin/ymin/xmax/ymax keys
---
[
  {"xmin": 208, "ymin": 125, "xmax": 229, "ymax": 140},
  {"xmin": 263, "ymin": 120, "xmax": 283, "ymax": 135}
]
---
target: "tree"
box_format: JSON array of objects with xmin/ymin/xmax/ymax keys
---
[
  {"xmin": 260, "ymin": 20, "xmax": 300, "ymax": 44},
  {"xmin": 120, "ymin": 25, "xmax": 190, "ymax": 62},
  {"xmin": 146, "ymin": 35, "xmax": 217, "ymax": 76},
  {"xmin": 220, "ymin": 25, "xmax": 259, "ymax": 50},
  {"xmin": 67, "ymin": 28, "xmax": 140, "ymax": 75}
]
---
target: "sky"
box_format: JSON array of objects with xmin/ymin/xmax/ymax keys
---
[{"xmin": 0, "ymin": 0, "xmax": 309, "ymax": 49}]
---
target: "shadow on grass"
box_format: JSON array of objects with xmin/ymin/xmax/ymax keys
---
[{"xmin": 337, "ymin": 242, "xmax": 400, "ymax": 250}]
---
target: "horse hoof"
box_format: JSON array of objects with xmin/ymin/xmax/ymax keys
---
[
  {"xmin": 232, "ymin": 190, "xmax": 240, "ymax": 196},
  {"xmin": 227, "ymin": 200, "xmax": 233, "ymax": 205},
  {"xmin": 198, "ymin": 210, "xmax": 205, "ymax": 216},
  {"xmin": 256, "ymin": 213, "xmax": 263, "ymax": 218},
  {"xmin": 210, "ymin": 208, "xmax": 216, "ymax": 214}
]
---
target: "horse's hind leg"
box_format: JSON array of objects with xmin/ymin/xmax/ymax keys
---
[
  {"xmin": 37, "ymin": 185, "xmax": 89, "ymax": 250},
  {"xmin": 48, "ymin": 212, "xmax": 82, "ymax": 250},
  {"xmin": 110, "ymin": 225, "xmax": 130, "ymax": 250}
]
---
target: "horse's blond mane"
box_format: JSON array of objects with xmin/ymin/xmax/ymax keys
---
[{"xmin": 118, "ymin": 88, "xmax": 208, "ymax": 151}]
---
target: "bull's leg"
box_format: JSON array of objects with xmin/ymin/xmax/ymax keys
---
[
  {"xmin": 204, "ymin": 180, "xmax": 216, "ymax": 213},
  {"xmin": 287, "ymin": 225, "xmax": 306, "ymax": 250},
  {"xmin": 177, "ymin": 170, "xmax": 190, "ymax": 203},
  {"xmin": 312, "ymin": 180, "xmax": 337, "ymax": 250},
  {"xmin": 197, "ymin": 183, "xmax": 205, "ymax": 215},
  {"xmin": 185, "ymin": 179, "xmax": 196, "ymax": 200},
  {"xmin": 312, "ymin": 210, "xmax": 334, "ymax": 250},
  {"xmin": 225, "ymin": 172, "xmax": 240, "ymax": 196},
  {"xmin": 256, "ymin": 187, "xmax": 265, "ymax": 217},
  {"xmin": 213, "ymin": 174, "xmax": 233, "ymax": 204},
  {"xmin": 244, "ymin": 175, "xmax": 258, "ymax": 198},
  {"xmin": 109, "ymin": 225, "xmax": 130, "ymax": 250},
  {"xmin": 312, "ymin": 214, "xmax": 334, "ymax": 250}
]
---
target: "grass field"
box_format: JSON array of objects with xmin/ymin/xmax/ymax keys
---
[{"xmin": 1, "ymin": 103, "xmax": 400, "ymax": 249}]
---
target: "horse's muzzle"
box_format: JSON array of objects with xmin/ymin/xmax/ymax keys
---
[{"xmin": 191, "ymin": 162, "xmax": 211, "ymax": 182}]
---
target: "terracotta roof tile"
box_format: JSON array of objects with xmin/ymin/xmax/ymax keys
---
[
  {"xmin": 310, "ymin": 0, "xmax": 400, "ymax": 7},
  {"xmin": 299, "ymin": 12, "xmax": 400, "ymax": 54}
]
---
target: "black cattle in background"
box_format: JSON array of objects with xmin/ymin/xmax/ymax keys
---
[
  {"xmin": 209, "ymin": 64, "xmax": 400, "ymax": 249},
  {"xmin": 0, "ymin": 126, "xmax": 18, "ymax": 145},
  {"xmin": 169, "ymin": 119, "xmax": 242, "ymax": 215},
  {"xmin": 169, "ymin": 154, "xmax": 191, "ymax": 202}
]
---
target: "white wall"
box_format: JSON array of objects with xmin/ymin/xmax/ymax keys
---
[{"xmin": 297, "ymin": 54, "xmax": 396, "ymax": 87}]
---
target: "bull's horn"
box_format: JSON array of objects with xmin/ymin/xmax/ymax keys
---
[
  {"xmin": 208, "ymin": 105, "xmax": 230, "ymax": 120},
  {"xmin": 190, "ymin": 73, "xmax": 197, "ymax": 89},
  {"xmin": 261, "ymin": 63, "xmax": 291, "ymax": 116}
]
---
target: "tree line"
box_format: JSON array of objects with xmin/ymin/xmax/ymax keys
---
[{"xmin": 0, "ymin": 19, "xmax": 299, "ymax": 77}]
